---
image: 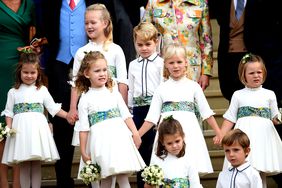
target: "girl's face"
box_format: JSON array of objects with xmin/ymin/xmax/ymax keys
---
[
  {"xmin": 165, "ymin": 55, "xmax": 187, "ymax": 80},
  {"xmin": 162, "ymin": 132, "xmax": 184, "ymax": 156},
  {"xmin": 21, "ymin": 63, "xmax": 38, "ymax": 85},
  {"xmin": 223, "ymin": 141, "xmax": 250, "ymax": 168},
  {"xmin": 134, "ymin": 37, "xmax": 157, "ymax": 59},
  {"xmin": 85, "ymin": 10, "xmax": 107, "ymax": 42},
  {"xmin": 84, "ymin": 59, "xmax": 108, "ymax": 88},
  {"xmin": 244, "ymin": 61, "xmax": 264, "ymax": 88}
]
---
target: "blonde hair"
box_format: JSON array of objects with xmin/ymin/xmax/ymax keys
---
[
  {"xmin": 133, "ymin": 22, "xmax": 158, "ymax": 43},
  {"xmin": 238, "ymin": 54, "xmax": 267, "ymax": 86},
  {"xmin": 75, "ymin": 51, "xmax": 114, "ymax": 94},
  {"xmin": 162, "ymin": 43, "xmax": 191, "ymax": 79},
  {"xmin": 86, "ymin": 4, "xmax": 113, "ymax": 51}
]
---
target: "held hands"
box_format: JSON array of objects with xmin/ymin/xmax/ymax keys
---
[{"xmin": 66, "ymin": 109, "xmax": 79, "ymax": 125}]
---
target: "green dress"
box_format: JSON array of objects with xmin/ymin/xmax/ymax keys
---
[{"xmin": 0, "ymin": 0, "xmax": 34, "ymax": 118}]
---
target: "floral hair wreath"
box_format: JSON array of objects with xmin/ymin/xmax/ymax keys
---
[{"xmin": 241, "ymin": 53, "xmax": 252, "ymax": 64}]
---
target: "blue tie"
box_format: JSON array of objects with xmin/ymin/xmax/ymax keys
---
[{"xmin": 236, "ymin": 0, "xmax": 244, "ymax": 20}]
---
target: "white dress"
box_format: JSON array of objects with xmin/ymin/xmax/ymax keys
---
[
  {"xmin": 223, "ymin": 86, "xmax": 282, "ymax": 175},
  {"xmin": 71, "ymin": 41, "xmax": 128, "ymax": 146},
  {"xmin": 1, "ymin": 84, "xmax": 61, "ymax": 164},
  {"xmin": 216, "ymin": 161, "xmax": 262, "ymax": 188},
  {"xmin": 151, "ymin": 153, "xmax": 203, "ymax": 188},
  {"xmin": 75, "ymin": 86, "xmax": 145, "ymax": 178},
  {"xmin": 146, "ymin": 77, "xmax": 214, "ymax": 174}
]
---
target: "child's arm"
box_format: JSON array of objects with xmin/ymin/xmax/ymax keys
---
[
  {"xmin": 56, "ymin": 109, "xmax": 73, "ymax": 125},
  {"xmin": 5, "ymin": 116, "xmax": 12, "ymax": 128},
  {"xmin": 124, "ymin": 117, "xmax": 141, "ymax": 148},
  {"xmin": 79, "ymin": 131, "xmax": 91, "ymax": 163},
  {"xmin": 118, "ymin": 83, "xmax": 128, "ymax": 105},
  {"xmin": 206, "ymin": 116, "xmax": 222, "ymax": 145},
  {"xmin": 220, "ymin": 119, "xmax": 235, "ymax": 137},
  {"xmin": 68, "ymin": 87, "xmax": 80, "ymax": 123},
  {"xmin": 138, "ymin": 121, "xmax": 155, "ymax": 137}
]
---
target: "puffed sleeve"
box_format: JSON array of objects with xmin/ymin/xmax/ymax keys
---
[
  {"xmin": 194, "ymin": 82, "xmax": 214, "ymax": 120},
  {"xmin": 1, "ymin": 89, "xmax": 15, "ymax": 118},
  {"xmin": 75, "ymin": 93, "xmax": 90, "ymax": 131},
  {"xmin": 116, "ymin": 91, "xmax": 132, "ymax": 120},
  {"xmin": 42, "ymin": 86, "xmax": 61, "ymax": 117},
  {"xmin": 269, "ymin": 90, "xmax": 279, "ymax": 119},
  {"xmin": 114, "ymin": 45, "xmax": 128, "ymax": 85},
  {"xmin": 223, "ymin": 92, "xmax": 239, "ymax": 123}
]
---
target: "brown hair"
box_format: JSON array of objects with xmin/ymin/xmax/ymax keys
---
[
  {"xmin": 222, "ymin": 129, "xmax": 250, "ymax": 151},
  {"xmin": 133, "ymin": 22, "xmax": 158, "ymax": 43},
  {"xmin": 75, "ymin": 51, "xmax": 114, "ymax": 93},
  {"xmin": 156, "ymin": 116, "xmax": 185, "ymax": 159},
  {"xmin": 86, "ymin": 4, "xmax": 113, "ymax": 51},
  {"xmin": 162, "ymin": 43, "xmax": 191, "ymax": 79},
  {"xmin": 238, "ymin": 54, "xmax": 267, "ymax": 86},
  {"xmin": 14, "ymin": 52, "xmax": 47, "ymax": 89}
]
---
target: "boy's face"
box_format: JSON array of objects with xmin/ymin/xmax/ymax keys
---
[
  {"xmin": 223, "ymin": 141, "xmax": 250, "ymax": 168},
  {"xmin": 134, "ymin": 37, "xmax": 157, "ymax": 59}
]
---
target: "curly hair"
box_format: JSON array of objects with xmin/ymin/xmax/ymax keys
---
[{"xmin": 75, "ymin": 51, "xmax": 114, "ymax": 94}]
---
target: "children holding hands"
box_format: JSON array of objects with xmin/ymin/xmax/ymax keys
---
[
  {"xmin": 1, "ymin": 51, "xmax": 72, "ymax": 188},
  {"xmin": 74, "ymin": 51, "xmax": 145, "ymax": 188},
  {"xmin": 138, "ymin": 43, "xmax": 222, "ymax": 175}
]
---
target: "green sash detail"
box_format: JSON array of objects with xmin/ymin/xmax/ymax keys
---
[
  {"xmin": 133, "ymin": 96, "xmax": 153, "ymax": 107},
  {"xmin": 13, "ymin": 103, "xmax": 44, "ymax": 115},
  {"xmin": 109, "ymin": 65, "xmax": 117, "ymax": 78},
  {"xmin": 88, "ymin": 108, "xmax": 121, "ymax": 126},
  {"xmin": 163, "ymin": 178, "xmax": 190, "ymax": 188},
  {"xmin": 237, "ymin": 106, "xmax": 271, "ymax": 119}
]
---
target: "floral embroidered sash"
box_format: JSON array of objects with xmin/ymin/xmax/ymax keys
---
[
  {"xmin": 133, "ymin": 96, "xmax": 153, "ymax": 107},
  {"xmin": 163, "ymin": 177, "xmax": 190, "ymax": 188},
  {"xmin": 237, "ymin": 106, "xmax": 271, "ymax": 120},
  {"xmin": 88, "ymin": 108, "xmax": 121, "ymax": 126},
  {"xmin": 13, "ymin": 103, "xmax": 44, "ymax": 115}
]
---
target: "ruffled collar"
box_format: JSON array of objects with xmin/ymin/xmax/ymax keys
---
[{"xmin": 244, "ymin": 85, "xmax": 262, "ymax": 91}]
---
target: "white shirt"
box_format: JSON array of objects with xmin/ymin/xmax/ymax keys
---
[
  {"xmin": 128, "ymin": 52, "xmax": 164, "ymax": 107},
  {"xmin": 216, "ymin": 161, "xmax": 262, "ymax": 188}
]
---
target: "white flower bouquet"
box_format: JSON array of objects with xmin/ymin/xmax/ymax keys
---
[
  {"xmin": 141, "ymin": 165, "xmax": 165, "ymax": 187},
  {"xmin": 0, "ymin": 123, "xmax": 16, "ymax": 142},
  {"xmin": 79, "ymin": 160, "xmax": 101, "ymax": 185}
]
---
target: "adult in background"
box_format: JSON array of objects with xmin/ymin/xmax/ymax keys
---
[
  {"xmin": 41, "ymin": 1, "xmax": 95, "ymax": 187},
  {"xmin": 142, "ymin": 0, "xmax": 214, "ymax": 90},
  {"xmin": 0, "ymin": 0, "xmax": 35, "ymax": 187},
  {"xmin": 209, "ymin": 0, "xmax": 282, "ymax": 186}
]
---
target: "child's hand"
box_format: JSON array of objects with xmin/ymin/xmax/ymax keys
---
[
  {"xmin": 132, "ymin": 132, "xmax": 142, "ymax": 149},
  {"xmin": 213, "ymin": 133, "xmax": 222, "ymax": 146},
  {"xmin": 82, "ymin": 153, "xmax": 91, "ymax": 163},
  {"xmin": 144, "ymin": 183, "xmax": 154, "ymax": 188},
  {"xmin": 67, "ymin": 109, "xmax": 79, "ymax": 125}
]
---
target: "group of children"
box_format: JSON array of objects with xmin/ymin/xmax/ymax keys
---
[{"xmin": 1, "ymin": 3, "xmax": 282, "ymax": 188}]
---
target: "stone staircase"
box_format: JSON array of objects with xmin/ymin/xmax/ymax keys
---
[{"xmin": 8, "ymin": 20, "xmax": 279, "ymax": 188}]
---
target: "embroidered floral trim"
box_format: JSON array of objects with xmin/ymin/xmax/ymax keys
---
[
  {"xmin": 237, "ymin": 106, "xmax": 271, "ymax": 119},
  {"xmin": 13, "ymin": 103, "xmax": 44, "ymax": 115},
  {"xmin": 133, "ymin": 96, "xmax": 153, "ymax": 107},
  {"xmin": 88, "ymin": 108, "xmax": 121, "ymax": 126},
  {"xmin": 108, "ymin": 65, "xmax": 117, "ymax": 78},
  {"xmin": 163, "ymin": 177, "xmax": 190, "ymax": 188}
]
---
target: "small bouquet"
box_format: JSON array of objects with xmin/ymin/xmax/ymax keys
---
[
  {"xmin": 79, "ymin": 160, "xmax": 101, "ymax": 185},
  {"xmin": 0, "ymin": 123, "xmax": 16, "ymax": 142},
  {"xmin": 141, "ymin": 165, "xmax": 165, "ymax": 187}
]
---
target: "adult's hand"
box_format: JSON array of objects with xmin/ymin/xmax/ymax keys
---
[{"xmin": 198, "ymin": 74, "xmax": 210, "ymax": 91}]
